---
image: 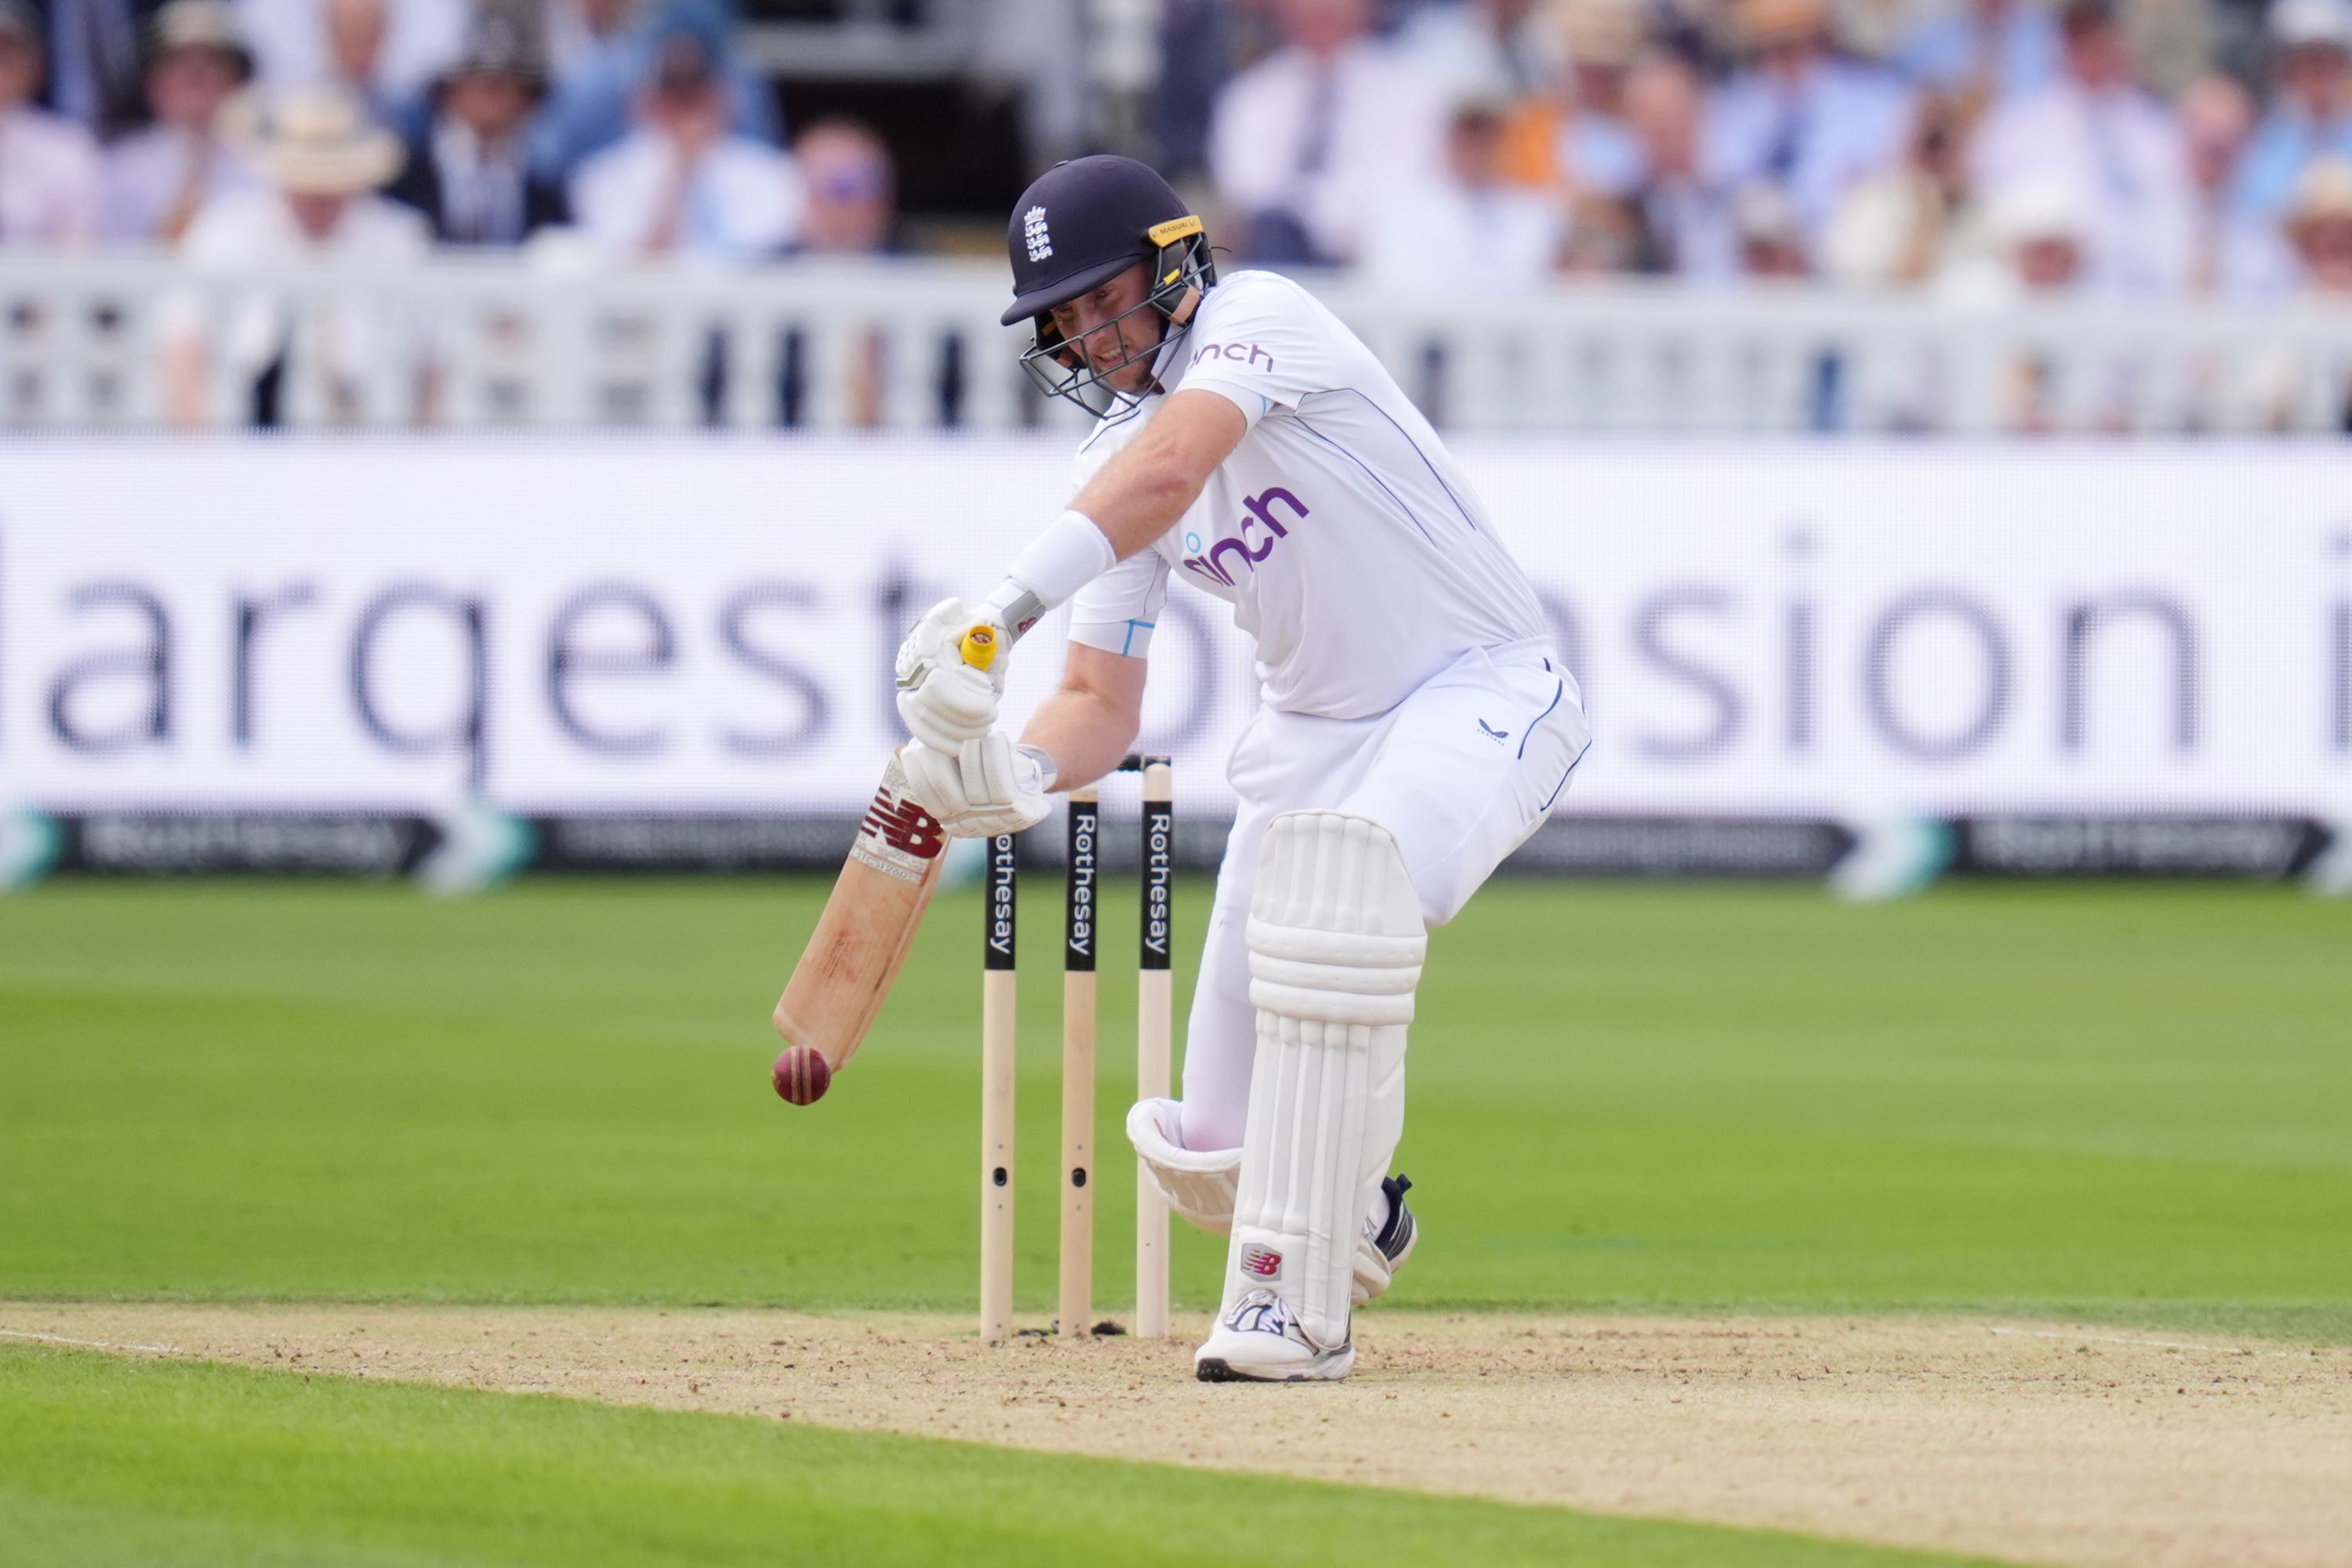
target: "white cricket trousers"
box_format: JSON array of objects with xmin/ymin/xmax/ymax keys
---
[{"xmin": 1178, "ymin": 639, "xmax": 1591, "ymax": 1152}]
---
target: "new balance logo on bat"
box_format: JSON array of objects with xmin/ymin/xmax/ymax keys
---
[{"xmin": 862, "ymin": 789, "xmax": 945, "ymax": 861}]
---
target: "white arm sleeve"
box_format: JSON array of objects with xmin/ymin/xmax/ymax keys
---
[{"xmin": 1066, "ymin": 548, "xmax": 1171, "ymax": 659}]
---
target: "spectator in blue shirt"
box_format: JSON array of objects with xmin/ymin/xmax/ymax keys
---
[
  {"xmin": 2230, "ymin": 0, "xmax": 2352, "ymax": 223},
  {"xmin": 1971, "ymin": 0, "xmax": 2194, "ymax": 296},
  {"xmin": 532, "ymin": 0, "xmax": 775, "ymax": 182},
  {"xmin": 1704, "ymin": 0, "xmax": 1911, "ymax": 242},
  {"xmin": 1894, "ymin": 0, "xmax": 2062, "ymax": 108}
]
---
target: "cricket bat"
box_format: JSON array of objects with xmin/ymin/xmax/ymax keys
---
[{"xmin": 770, "ymin": 624, "xmax": 1002, "ymax": 1104}]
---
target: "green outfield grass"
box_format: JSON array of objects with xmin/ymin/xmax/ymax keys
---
[
  {"xmin": 2, "ymin": 878, "xmax": 2348, "ymax": 1340},
  {"xmin": 4, "ymin": 877, "xmax": 2347, "ymax": 1567},
  {"xmin": 0, "ymin": 1343, "xmax": 1998, "ymax": 1568}
]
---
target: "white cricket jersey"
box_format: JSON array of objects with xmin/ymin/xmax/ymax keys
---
[{"xmin": 1064, "ymin": 270, "xmax": 1548, "ymax": 720}]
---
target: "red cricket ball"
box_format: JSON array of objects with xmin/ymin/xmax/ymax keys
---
[{"xmin": 772, "ymin": 1046, "xmax": 832, "ymax": 1106}]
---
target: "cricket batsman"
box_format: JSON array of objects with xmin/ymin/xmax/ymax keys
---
[{"xmin": 891, "ymin": 155, "xmax": 1591, "ymax": 1381}]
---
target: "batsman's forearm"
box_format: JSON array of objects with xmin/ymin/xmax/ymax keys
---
[
  {"xmin": 1019, "ymin": 687, "xmax": 1139, "ymax": 793},
  {"xmin": 982, "ymin": 397, "xmax": 1246, "ymax": 638},
  {"xmin": 1071, "ymin": 444, "xmax": 1203, "ymax": 558},
  {"xmin": 1071, "ymin": 390, "xmax": 1248, "ymax": 558}
]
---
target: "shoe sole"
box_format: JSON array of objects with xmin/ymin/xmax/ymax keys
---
[{"xmin": 1194, "ymin": 1348, "xmax": 1356, "ymax": 1383}]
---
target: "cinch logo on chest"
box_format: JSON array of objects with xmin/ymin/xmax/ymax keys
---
[{"xmin": 1181, "ymin": 487, "xmax": 1308, "ymax": 588}]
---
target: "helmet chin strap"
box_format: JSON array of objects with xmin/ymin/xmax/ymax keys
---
[{"xmin": 1167, "ymin": 285, "xmax": 1203, "ymax": 326}]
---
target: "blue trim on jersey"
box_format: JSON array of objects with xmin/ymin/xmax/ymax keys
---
[
  {"xmin": 1519, "ymin": 678, "xmax": 1564, "ymax": 759},
  {"xmin": 1289, "ymin": 409, "xmax": 1439, "ymax": 547},
  {"xmin": 1543, "ymin": 735, "xmax": 1592, "ymax": 811},
  {"xmin": 1120, "ymin": 619, "xmax": 1155, "ymax": 655},
  {"xmin": 1305, "ymin": 387, "xmax": 1483, "ymax": 535}
]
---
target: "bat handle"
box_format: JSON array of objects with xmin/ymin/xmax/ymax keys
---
[{"xmin": 958, "ymin": 623, "xmax": 1001, "ymax": 671}]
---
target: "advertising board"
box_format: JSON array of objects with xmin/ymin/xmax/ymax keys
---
[{"xmin": 4, "ymin": 438, "xmax": 2346, "ymax": 883}]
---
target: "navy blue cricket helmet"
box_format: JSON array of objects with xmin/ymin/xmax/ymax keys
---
[{"xmin": 1002, "ymin": 155, "xmax": 1217, "ymax": 413}]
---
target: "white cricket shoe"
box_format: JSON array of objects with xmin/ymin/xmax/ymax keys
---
[
  {"xmin": 1195, "ymin": 1289, "xmax": 1356, "ymax": 1382},
  {"xmin": 1198, "ymin": 1176, "xmax": 1417, "ymax": 1382}
]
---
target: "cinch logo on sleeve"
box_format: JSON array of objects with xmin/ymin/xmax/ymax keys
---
[
  {"xmin": 1181, "ymin": 488, "xmax": 1308, "ymax": 588},
  {"xmin": 1189, "ymin": 341, "xmax": 1275, "ymax": 372}
]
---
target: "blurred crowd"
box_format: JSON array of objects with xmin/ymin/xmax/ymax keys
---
[
  {"xmin": 0, "ymin": 0, "xmax": 896, "ymax": 265},
  {"xmin": 2, "ymin": 0, "xmax": 2350, "ymax": 307},
  {"xmin": 1178, "ymin": 0, "xmax": 2352, "ymax": 303}
]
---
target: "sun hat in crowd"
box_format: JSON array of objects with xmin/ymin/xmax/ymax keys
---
[
  {"xmin": 2272, "ymin": 0, "xmax": 2352, "ymax": 53},
  {"xmin": 2288, "ymin": 158, "xmax": 2352, "ymax": 233},
  {"xmin": 224, "ymin": 87, "xmax": 404, "ymax": 197},
  {"xmin": 1989, "ymin": 178, "xmax": 2088, "ymax": 248},
  {"xmin": 147, "ymin": 0, "xmax": 252, "ymax": 78},
  {"xmin": 1737, "ymin": 0, "xmax": 1829, "ymax": 50},
  {"xmin": 1551, "ymin": 0, "xmax": 1646, "ymax": 70}
]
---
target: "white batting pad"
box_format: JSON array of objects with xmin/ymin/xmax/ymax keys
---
[
  {"xmin": 1126, "ymin": 1096, "xmax": 1241, "ymax": 1236},
  {"xmin": 1221, "ymin": 811, "xmax": 1425, "ymax": 1350}
]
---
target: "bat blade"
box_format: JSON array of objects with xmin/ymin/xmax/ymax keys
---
[{"xmin": 774, "ymin": 750, "xmax": 949, "ymax": 1074}]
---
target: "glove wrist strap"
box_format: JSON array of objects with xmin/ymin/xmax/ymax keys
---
[
  {"xmin": 986, "ymin": 510, "xmax": 1116, "ymax": 638},
  {"xmin": 1014, "ymin": 742, "xmax": 1059, "ymax": 793}
]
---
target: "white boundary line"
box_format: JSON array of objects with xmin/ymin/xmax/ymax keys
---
[{"xmin": 0, "ymin": 1327, "xmax": 183, "ymax": 1355}]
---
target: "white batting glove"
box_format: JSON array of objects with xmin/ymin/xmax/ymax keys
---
[
  {"xmin": 898, "ymin": 733, "xmax": 1054, "ymax": 840},
  {"xmin": 893, "ymin": 597, "xmax": 1007, "ymax": 755}
]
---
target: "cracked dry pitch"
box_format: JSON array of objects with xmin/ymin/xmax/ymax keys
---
[{"xmin": 5, "ymin": 1304, "xmax": 2348, "ymax": 1568}]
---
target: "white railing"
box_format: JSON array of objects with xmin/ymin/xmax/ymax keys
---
[{"xmin": 5, "ymin": 249, "xmax": 2352, "ymax": 434}]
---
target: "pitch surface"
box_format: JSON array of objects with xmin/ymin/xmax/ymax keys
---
[{"xmin": 7, "ymin": 1304, "xmax": 2348, "ymax": 1568}]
